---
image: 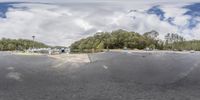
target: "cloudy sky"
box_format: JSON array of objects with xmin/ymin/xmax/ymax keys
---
[{"xmin": 0, "ymin": 0, "xmax": 200, "ymax": 46}]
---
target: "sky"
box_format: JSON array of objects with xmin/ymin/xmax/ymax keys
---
[{"xmin": 0, "ymin": 0, "xmax": 200, "ymax": 46}]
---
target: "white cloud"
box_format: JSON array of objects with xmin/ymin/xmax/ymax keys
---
[
  {"xmin": 0, "ymin": 0, "xmax": 199, "ymax": 3},
  {"xmin": 0, "ymin": 1, "xmax": 199, "ymax": 46},
  {"xmin": 161, "ymin": 4, "xmax": 189, "ymax": 26},
  {"xmin": 74, "ymin": 19, "xmax": 93, "ymax": 31},
  {"xmin": 0, "ymin": 3, "xmax": 88, "ymax": 46}
]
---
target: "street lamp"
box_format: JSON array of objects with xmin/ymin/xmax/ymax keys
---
[{"xmin": 32, "ymin": 35, "xmax": 35, "ymax": 49}]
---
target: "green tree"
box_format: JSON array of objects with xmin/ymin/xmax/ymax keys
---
[{"xmin": 0, "ymin": 38, "xmax": 49, "ymax": 51}]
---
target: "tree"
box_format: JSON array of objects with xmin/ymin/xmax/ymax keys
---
[
  {"xmin": 143, "ymin": 30, "xmax": 160, "ymax": 49},
  {"xmin": 0, "ymin": 43, "xmax": 3, "ymax": 51},
  {"xmin": 0, "ymin": 38, "xmax": 49, "ymax": 51},
  {"xmin": 70, "ymin": 29, "xmax": 153, "ymax": 52},
  {"xmin": 164, "ymin": 33, "xmax": 185, "ymax": 50},
  {"xmin": 70, "ymin": 29, "xmax": 200, "ymax": 52},
  {"xmin": 143, "ymin": 30, "xmax": 159, "ymax": 39}
]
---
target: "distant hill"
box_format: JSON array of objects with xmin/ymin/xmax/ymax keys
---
[{"xmin": 0, "ymin": 38, "xmax": 50, "ymax": 51}]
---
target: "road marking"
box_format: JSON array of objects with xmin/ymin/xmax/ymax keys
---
[
  {"xmin": 52, "ymin": 60, "xmax": 67, "ymax": 68},
  {"xmin": 194, "ymin": 62, "xmax": 200, "ymax": 67},
  {"xmin": 174, "ymin": 62, "xmax": 200, "ymax": 83},
  {"xmin": 103, "ymin": 65, "xmax": 108, "ymax": 69},
  {"xmin": 6, "ymin": 72, "xmax": 22, "ymax": 81},
  {"xmin": 7, "ymin": 67, "xmax": 15, "ymax": 70}
]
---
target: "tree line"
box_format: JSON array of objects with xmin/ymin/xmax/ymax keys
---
[
  {"xmin": 0, "ymin": 38, "xmax": 49, "ymax": 51},
  {"xmin": 1, "ymin": 29, "xmax": 199, "ymax": 52},
  {"xmin": 70, "ymin": 29, "xmax": 200, "ymax": 52}
]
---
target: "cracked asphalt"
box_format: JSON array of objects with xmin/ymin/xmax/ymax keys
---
[{"xmin": 0, "ymin": 51, "xmax": 200, "ymax": 100}]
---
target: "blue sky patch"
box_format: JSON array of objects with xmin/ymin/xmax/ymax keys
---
[
  {"xmin": 184, "ymin": 3, "xmax": 200, "ymax": 17},
  {"xmin": 0, "ymin": 2, "xmax": 15, "ymax": 18},
  {"xmin": 166, "ymin": 17, "xmax": 175, "ymax": 25},
  {"xmin": 183, "ymin": 3, "xmax": 200, "ymax": 29},
  {"xmin": 146, "ymin": 5, "xmax": 177, "ymax": 26},
  {"xmin": 147, "ymin": 5, "xmax": 165, "ymax": 21},
  {"xmin": 0, "ymin": 2, "xmax": 30, "ymax": 18}
]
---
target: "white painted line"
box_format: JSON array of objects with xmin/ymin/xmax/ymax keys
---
[
  {"xmin": 6, "ymin": 72, "xmax": 22, "ymax": 81},
  {"xmin": 7, "ymin": 67, "xmax": 15, "ymax": 70},
  {"xmin": 103, "ymin": 65, "xmax": 108, "ymax": 69}
]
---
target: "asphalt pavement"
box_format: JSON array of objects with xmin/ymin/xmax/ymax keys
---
[{"xmin": 0, "ymin": 51, "xmax": 200, "ymax": 100}]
